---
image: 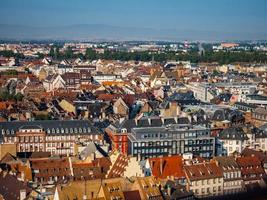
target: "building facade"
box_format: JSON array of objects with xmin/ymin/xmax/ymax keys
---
[
  {"xmin": 217, "ymin": 127, "xmax": 249, "ymax": 156},
  {"xmin": 128, "ymin": 124, "xmax": 215, "ymax": 160},
  {"xmin": 0, "ymin": 120, "xmax": 103, "ymax": 156},
  {"xmin": 213, "ymin": 156, "xmax": 244, "ymax": 195},
  {"xmin": 184, "ymin": 162, "xmax": 224, "ymax": 198}
]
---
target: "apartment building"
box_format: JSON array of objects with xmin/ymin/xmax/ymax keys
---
[
  {"xmin": 217, "ymin": 127, "xmax": 249, "ymax": 156},
  {"xmin": 213, "ymin": 156, "xmax": 244, "ymax": 195},
  {"xmin": 0, "ymin": 120, "xmax": 103, "ymax": 156},
  {"xmin": 184, "ymin": 162, "xmax": 224, "ymax": 198},
  {"xmin": 128, "ymin": 124, "xmax": 215, "ymax": 160}
]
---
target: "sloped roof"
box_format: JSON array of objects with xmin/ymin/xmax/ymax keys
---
[
  {"xmin": 123, "ymin": 190, "xmax": 141, "ymax": 200},
  {"xmin": 107, "ymin": 154, "xmax": 130, "ymax": 178},
  {"xmin": 218, "ymin": 127, "xmax": 248, "ymax": 140},
  {"xmin": 236, "ymin": 156, "xmax": 265, "ymax": 180},
  {"xmin": 184, "ymin": 162, "xmax": 223, "ymax": 181},
  {"xmin": 149, "ymin": 155, "xmax": 185, "ymax": 179},
  {"xmin": 0, "ymin": 120, "xmax": 100, "ymax": 136},
  {"xmin": 213, "ymin": 156, "xmax": 239, "ymax": 170},
  {"xmin": 0, "ymin": 172, "xmax": 32, "ymax": 200}
]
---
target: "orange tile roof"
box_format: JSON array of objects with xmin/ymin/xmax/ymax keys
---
[
  {"xmin": 97, "ymin": 94, "xmax": 121, "ymax": 101},
  {"xmin": 0, "ymin": 102, "xmax": 7, "ymax": 110},
  {"xmin": 149, "ymin": 155, "xmax": 185, "ymax": 179},
  {"xmin": 236, "ymin": 156, "xmax": 265, "ymax": 180},
  {"xmin": 107, "ymin": 154, "xmax": 130, "ymax": 178},
  {"xmin": 184, "ymin": 162, "xmax": 223, "ymax": 181}
]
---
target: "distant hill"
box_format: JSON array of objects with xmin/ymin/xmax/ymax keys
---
[{"xmin": 0, "ymin": 24, "xmax": 266, "ymax": 42}]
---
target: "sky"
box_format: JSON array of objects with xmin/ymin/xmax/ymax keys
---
[{"xmin": 0, "ymin": 0, "xmax": 267, "ymax": 40}]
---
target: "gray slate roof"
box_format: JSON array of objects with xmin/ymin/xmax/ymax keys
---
[
  {"xmin": 0, "ymin": 120, "xmax": 100, "ymax": 137},
  {"xmin": 218, "ymin": 127, "xmax": 248, "ymax": 140}
]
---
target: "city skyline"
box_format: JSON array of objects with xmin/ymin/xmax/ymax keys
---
[{"xmin": 1, "ymin": 0, "xmax": 267, "ymax": 41}]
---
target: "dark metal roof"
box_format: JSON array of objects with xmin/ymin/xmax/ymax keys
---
[
  {"xmin": 0, "ymin": 120, "xmax": 100, "ymax": 136},
  {"xmin": 218, "ymin": 127, "xmax": 248, "ymax": 140}
]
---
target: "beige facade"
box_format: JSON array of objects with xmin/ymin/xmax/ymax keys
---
[{"xmin": 188, "ymin": 178, "xmax": 223, "ymax": 198}]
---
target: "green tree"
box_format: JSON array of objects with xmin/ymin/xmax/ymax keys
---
[{"xmin": 85, "ymin": 48, "xmax": 97, "ymax": 60}]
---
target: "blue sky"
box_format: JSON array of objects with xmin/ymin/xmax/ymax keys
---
[{"xmin": 0, "ymin": 0, "xmax": 267, "ymax": 40}]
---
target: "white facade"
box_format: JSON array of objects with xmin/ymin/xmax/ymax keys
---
[{"xmin": 219, "ymin": 139, "xmax": 246, "ymax": 156}]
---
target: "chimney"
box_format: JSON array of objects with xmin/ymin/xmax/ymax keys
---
[
  {"xmin": 134, "ymin": 118, "xmax": 138, "ymax": 126},
  {"xmin": 148, "ymin": 118, "xmax": 151, "ymax": 125},
  {"xmin": 188, "ymin": 115, "xmax": 192, "ymax": 123},
  {"xmin": 167, "ymin": 185, "xmax": 172, "ymax": 197},
  {"xmin": 160, "ymin": 158, "xmax": 163, "ymax": 175},
  {"xmin": 21, "ymin": 171, "xmax": 25, "ymax": 182},
  {"xmin": 20, "ymin": 189, "xmax": 26, "ymax": 200},
  {"xmin": 91, "ymin": 152, "xmax": 96, "ymax": 161}
]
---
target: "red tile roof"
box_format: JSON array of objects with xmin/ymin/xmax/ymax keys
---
[
  {"xmin": 184, "ymin": 162, "xmax": 223, "ymax": 181},
  {"xmin": 149, "ymin": 155, "xmax": 185, "ymax": 179},
  {"xmin": 107, "ymin": 154, "xmax": 130, "ymax": 178},
  {"xmin": 236, "ymin": 156, "xmax": 265, "ymax": 180}
]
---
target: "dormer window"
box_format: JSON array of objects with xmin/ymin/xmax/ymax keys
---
[
  {"xmin": 47, "ymin": 129, "xmax": 50, "ymax": 134},
  {"xmin": 65, "ymin": 128, "xmax": 69, "ymax": 134}
]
